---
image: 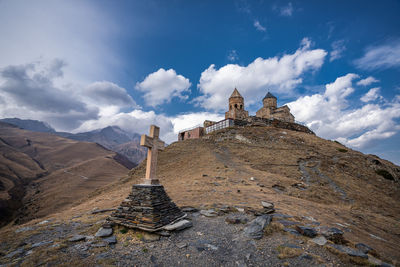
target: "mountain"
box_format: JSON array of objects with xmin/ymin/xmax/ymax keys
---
[
  {"xmin": 0, "ymin": 122, "xmax": 133, "ymax": 227},
  {"xmin": 0, "ymin": 118, "xmax": 55, "ymax": 133},
  {"xmin": 58, "ymin": 126, "xmax": 147, "ymax": 165},
  {"xmin": 0, "ymin": 118, "xmax": 147, "ymax": 165}
]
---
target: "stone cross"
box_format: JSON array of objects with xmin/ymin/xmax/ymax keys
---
[{"xmin": 140, "ymin": 125, "xmax": 165, "ymax": 185}]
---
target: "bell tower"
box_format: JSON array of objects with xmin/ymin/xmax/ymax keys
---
[{"xmin": 225, "ymin": 88, "xmax": 249, "ymax": 120}]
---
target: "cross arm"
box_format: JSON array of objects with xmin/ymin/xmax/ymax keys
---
[{"xmin": 140, "ymin": 134, "xmax": 153, "ymax": 148}]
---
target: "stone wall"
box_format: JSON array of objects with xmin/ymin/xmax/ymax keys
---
[{"xmin": 178, "ymin": 127, "xmax": 204, "ymax": 141}]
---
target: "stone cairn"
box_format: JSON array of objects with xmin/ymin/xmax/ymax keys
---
[{"xmin": 109, "ymin": 125, "xmax": 185, "ymax": 232}]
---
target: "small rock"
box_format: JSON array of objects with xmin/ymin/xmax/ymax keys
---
[
  {"xmin": 329, "ymin": 244, "xmax": 368, "ymax": 258},
  {"xmin": 141, "ymin": 233, "xmax": 160, "ymax": 242},
  {"xmin": 225, "ymin": 214, "xmax": 249, "ymax": 224},
  {"xmin": 92, "ymin": 242, "xmax": 107, "ymax": 248},
  {"xmin": 202, "ymin": 174, "xmax": 208, "ymax": 177},
  {"xmin": 176, "ymin": 242, "xmax": 187, "ymax": 248},
  {"xmin": 95, "ymin": 227, "xmax": 113, "ymax": 237},
  {"xmin": 261, "ymin": 201, "xmax": 274, "ymax": 209},
  {"xmin": 250, "ymin": 177, "xmax": 256, "ymax": 181},
  {"xmin": 295, "ymin": 226, "xmax": 317, "ymax": 238},
  {"xmin": 310, "ymin": 236, "xmax": 327, "ymax": 246},
  {"xmin": 205, "ymin": 244, "xmax": 218, "ymax": 250},
  {"xmin": 38, "ymin": 219, "xmax": 51, "ymax": 225},
  {"xmin": 300, "ymin": 254, "xmax": 313, "ymax": 260},
  {"xmin": 200, "ymin": 209, "xmax": 218, "ymax": 217},
  {"xmin": 181, "ymin": 206, "xmax": 198, "ymax": 212},
  {"xmin": 69, "ymin": 235, "xmax": 86, "ymax": 242},
  {"xmin": 164, "ymin": 219, "xmax": 193, "ymax": 231},
  {"xmin": 103, "ymin": 236, "xmax": 117, "ymax": 245},
  {"xmin": 31, "ymin": 240, "xmax": 53, "ymax": 248},
  {"xmin": 355, "ymin": 243, "xmax": 373, "ymax": 254},
  {"xmin": 74, "ymin": 243, "xmax": 88, "ymax": 251},
  {"xmin": 283, "ymin": 228, "xmax": 300, "ymax": 235},
  {"xmin": 243, "ymin": 215, "xmax": 272, "ymax": 239}
]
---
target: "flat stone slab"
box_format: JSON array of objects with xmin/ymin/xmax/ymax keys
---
[
  {"xmin": 103, "ymin": 235, "xmax": 117, "ymax": 245},
  {"xmin": 164, "ymin": 219, "xmax": 193, "ymax": 231},
  {"xmin": 329, "ymin": 244, "xmax": 368, "ymax": 258},
  {"xmin": 95, "ymin": 227, "xmax": 113, "ymax": 237},
  {"xmin": 68, "ymin": 235, "xmax": 86, "ymax": 242},
  {"xmin": 31, "ymin": 240, "xmax": 53, "ymax": 248},
  {"xmin": 310, "ymin": 236, "xmax": 327, "ymax": 246},
  {"xmin": 295, "ymin": 226, "xmax": 317, "ymax": 238}
]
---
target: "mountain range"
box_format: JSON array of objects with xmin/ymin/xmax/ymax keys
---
[{"xmin": 0, "ymin": 118, "xmax": 147, "ymax": 165}]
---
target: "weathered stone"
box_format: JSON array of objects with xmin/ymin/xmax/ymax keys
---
[
  {"xmin": 329, "ymin": 244, "xmax": 368, "ymax": 258},
  {"xmin": 164, "ymin": 219, "xmax": 193, "ymax": 231},
  {"xmin": 176, "ymin": 242, "xmax": 187, "ymax": 248},
  {"xmin": 318, "ymin": 226, "xmax": 345, "ymax": 244},
  {"xmin": 243, "ymin": 215, "xmax": 272, "ymax": 239},
  {"xmin": 261, "ymin": 201, "xmax": 274, "ymax": 209},
  {"xmin": 355, "ymin": 243, "xmax": 373, "ymax": 254},
  {"xmin": 277, "ymin": 220, "xmax": 300, "ymax": 227},
  {"xmin": 15, "ymin": 226, "xmax": 34, "ymax": 233},
  {"xmin": 103, "ymin": 236, "xmax": 117, "ymax": 245},
  {"xmin": 68, "ymin": 235, "xmax": 86, "ymax": 242},
  {"xmin": 200, "ymin": 209, "xmax": 218, "ymax": 217},
  {"xmin": 295, "ymin": 226, "xmax": 317, "ymax": 238},
  {"xmin": 95, "ymin": 227, "xmax": 113, "ymax": 237},
  {"xmin": 310, "ymin": 236, "xmax": 327, "ymax": 246},
  {"xmin": 5, "ymin": 248, "xmax": 24, "ymax": 258},
  {"xmin": 225, "ymin": 214, "xmax": 249, "ymax": 224},
  {"xmin": 283, "ymin": 228, "xmax": 300, "ymax": 235}
]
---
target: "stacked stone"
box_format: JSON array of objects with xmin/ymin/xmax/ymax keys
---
[{"xmin": 109, "ymin": 184, "xmax": 185, "ymax": 232}]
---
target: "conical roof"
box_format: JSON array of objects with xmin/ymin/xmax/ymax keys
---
[
  {"xmin": 230, "ymin": 88, "xmax": 243, "ymax": 98},
  {"xmin": 263, "ymin": 92, "xmax": 276, "ymax": 100}
]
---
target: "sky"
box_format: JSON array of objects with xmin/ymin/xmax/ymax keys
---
[{"xmin": 0, "ymin": 0, "xmax": 399, "ymax": 164}]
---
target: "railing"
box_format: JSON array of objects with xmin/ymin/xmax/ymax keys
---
[{"xmin": 205, "ymin": 119, "xmax": 234, "ymax": 134}]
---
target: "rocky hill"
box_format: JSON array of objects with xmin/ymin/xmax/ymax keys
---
[
  {"xmin": 0, "ymin": 124, "xmax": 399, "ymax": 266},
  {"xmin": 0, "ymin": 122, "xmax": 132, "ymax": 227},
  {"xmin": 0, "ymin": 118, "xmax": 55, "ymax": 133}
]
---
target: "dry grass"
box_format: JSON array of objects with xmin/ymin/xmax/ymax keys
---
[{"xmin": 276, "ymin": 245, "xmax": 303, "ymax": 259}]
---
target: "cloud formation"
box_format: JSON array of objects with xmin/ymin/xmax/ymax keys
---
[
  {"xmin": 354, "ymin": 39, "xmax": 400, "ymax": 70},
  {"xmin": 330, "ymin": 40, "xmax": 346, "ymax": 62},
  {"xmin": 288, "ymin": 74, "xmax": 400, "ymax": 148},
  {"xmin": 357, "ymin": 76, "xmax": 379, "ymax": 86},
  {"xmin": 253, "ymin": 20, "xmax": 266, "ymax": 32},
  {"xmin": 196, "ymin": 38, "xmax": 327, "ymax": 111},
  {"xmin": 280, "ymin": 2, "xmax": 294, "ymax": 16},
  {"xmin": 135, "ymin": 68, "xmax": 191, "ymax": 107},
  {"xmin": 360, "ymin": 87, "xmax": 381, "ymax": 103},
  {"xmin": 84, "ymin": 81, "xmax": 136, "ymax": 108}
]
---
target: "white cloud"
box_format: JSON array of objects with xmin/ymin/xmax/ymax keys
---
[
  {"xmin": 330, "ymin": 40, "xmax": 346, "ymax": 62},
  {"xmin": 280, "ymin": 2, "xmax": 293, "ymax": 17},
  {"xmin": 357, "ymin": 76, "xmax": 379, "ymax": 86},
  {"xmin": 0, "ymin": 1, "xmax": 120, "ymax": 84},
  {"xmin": 288, "ymin": 74, "xmax": 400, "ymax": 148},
  {"xmin": 354, "ymin": 39, "xmax": 400, "ymax": 70},
  {"xmin": 360, "ymin": 87, "xmax": 381, "ymax": 103},
  {"xmin": 227, "ymin": 50, "xmax": 239, "ymax": 62},
  {"xmin": 171, "ymin": 112, "xmax": 224, "ymax": 133},
  {"xmin": 0, "ymin": 59, "xmax": 140, "ymax": 131},
  {"xmin": 135, "ymin": 68, "xmax": 191, "ymax": 107},
  {"xmin": 253, "ymin": 20, "xmax": 266, "ymax": 32},
  {"xmin": 196, "ymin": 38, "xmax": 327, "ymax": 111}
]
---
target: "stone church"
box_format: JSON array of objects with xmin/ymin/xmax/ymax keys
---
[{"xmin": 225, "ymin": 89, "xmax": 294, "ymax": 123}]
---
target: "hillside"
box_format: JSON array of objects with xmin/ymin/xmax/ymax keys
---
[
  {"xmin": 0, "ymin": 122, "xmax": 132, "ymax": 227},
  {"xmin": 0, "ymin": 124, "xmax": 399, "ymax": 266},
  {"xmin": 72, "ymin": 125, "xmax": 399, "ymax": 261}
]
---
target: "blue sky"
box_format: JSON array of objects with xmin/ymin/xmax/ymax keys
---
[{"xmin": 0, "ymin": 0, "xmax": 399, "ymax": 164}]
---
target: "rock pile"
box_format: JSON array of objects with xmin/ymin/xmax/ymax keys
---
[{"xmin": 109, "ymin": 184, "xmax": 185, "ymax": 232}]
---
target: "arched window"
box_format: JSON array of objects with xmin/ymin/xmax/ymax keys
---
[
  {"xmin": 240, "ymin": 104, "xmax": 243, "ymax": 109},
  {"xmin": 235, "ymin": 104, "xmax": 238, "ymax": 109}
]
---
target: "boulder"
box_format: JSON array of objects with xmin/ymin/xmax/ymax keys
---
[
  {"xmin": 355, "ymin": 243, "xmax": 373, "ymax": 254},
  {"xmin": 243, "ymin": 215, "xmax": 272, "ymax": 239},
  {"xmin": 329, "ymin": 244, "xmax": 368, "ymax": 258},
  {"xmin": 295, "ymin": 226, "xmax": 317, "ymax": 238},
  {"xmin": 103, "ymin": 236, "xmax": 117, "ymax": 245},
  {"xmin": 310, "ymin": 236, "xmax": 327, "ymax": 246},
  {"xmin": 68, "ymin": 235, "xmax": 86, "ymax": 242}
]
